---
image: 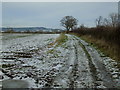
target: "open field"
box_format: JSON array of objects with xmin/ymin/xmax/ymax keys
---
[{"xmin": 0, "ymin": 33, "xmax": 120, "ymax": 88}]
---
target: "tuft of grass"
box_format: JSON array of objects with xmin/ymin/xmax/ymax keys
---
[
  {"xmin": 55, "ymin": 33, "xmax": 68, "ymax": 46},
  {"xmin": 47, "ymin": 49, "xmax": 54, "ymax": 54}
]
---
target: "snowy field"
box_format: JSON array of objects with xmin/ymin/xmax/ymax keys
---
[{"xmin": 0, "ymin": 33, "xmax": 120, "ymax": 88}]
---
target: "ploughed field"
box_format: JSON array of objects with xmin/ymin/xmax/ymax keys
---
[{"xmin": 0, "ymin": 33, "xmax": 120, "ymax": 88}]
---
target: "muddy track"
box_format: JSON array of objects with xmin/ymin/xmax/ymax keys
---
[
  {"xmin": 73, "ymin": 36, "xmax": 98, "ymax": 88},
  {"xmin": 67, "ymin": 35, "xmax": 95, "ymax": 88},
  {"xmin": 54, "ymin": 34, "xmax": 118, "ymax": 88},
  {"xmin": 72, "ymin": 35, "xmax": 118, "ymax": 88},
  {"xmin": 69, "ymin": 43, "xmax": 78, "ymax": 88},
  {"xmin": 51, "ymin": 35, "xmax": 95, "ymax": 88}
]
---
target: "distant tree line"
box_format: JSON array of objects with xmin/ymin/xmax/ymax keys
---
[{"xmin": 2, "ymin": 28, "xmax": 63, "ymax": 34}]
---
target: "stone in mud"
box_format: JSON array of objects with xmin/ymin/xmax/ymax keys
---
[
  {"xmin": 2, "ymin": 79, "xmax": 29, "ymax": 88},
  {"xmin": 112, "ymin": 71, "xmax": 119, "ymax": 75},
  {"xmin": 0, "ymin": 75, "xmax": 4, "ymax": 79},
  {"xmin": 5, "ymin": 73, "xmax": 14, "ymax": 79},
  {"xmin": 26, "ymin": 72, "xmax": 33, "ymax": 77},
  {"xmin": 112, "ymin": 74, "xmax": 118, "ymax": 79},
  {"xmin": 1, "ymin": 69, "xmax": 8, "ymax": 73},
  {"xmin": 44, "ymin": 83, "xmax": 51, "ymax": 87},
  {"xmin": 54, "ymin": 84, "xmax": 60, "ymax": 87},
  {"xmin": 24, "ymin": 76, "xmax": 27, "ymax": 78}
]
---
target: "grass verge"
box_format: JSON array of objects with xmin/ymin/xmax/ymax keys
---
[{"xmin": 55, "ymin": 33, "xmax": 68, "ymax": 46}]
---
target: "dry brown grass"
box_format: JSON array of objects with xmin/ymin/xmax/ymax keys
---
[
  {"xmin": 55, "ymin": 33, "xmax": 68, "ymax": 46},
  {"xmin": 81, "ymin": 35, "xmax": 119, "ymax": 61}
]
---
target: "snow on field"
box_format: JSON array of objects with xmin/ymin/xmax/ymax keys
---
[
  {"xmin": 1, "ymin": 34, "xmax": 60, "ymax": 88},
  {"xmin": 1, "ymin": 34, "xmax": 58, "ymax": 52},
  {"xmin": 0, "ymin": 33, "xmax": 120, "ymax": 88}
]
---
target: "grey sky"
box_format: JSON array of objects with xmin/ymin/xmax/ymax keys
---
[{"xmin": 2, "ymin": 2, "xmax": 118, "ymax": 28}]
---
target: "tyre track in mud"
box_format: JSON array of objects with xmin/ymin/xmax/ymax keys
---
[
  {"xmin": 51, "ymin": 36, "xmax": 77, "ymax": 88},
  {"xmin": 55, "ymin": 34, "xmax": 118, "ymax": 88},
  {"xmin": 73, "ymin": 36, "xmax": 98, "ymax": 88},
  {"xmin": 68, "ymin": 36, "xmax": 95, "ymax": 88},
  {"xmin": 52, "ymin": 35, "xmax": 95, "ymax": 88},
  {"xmin": 73, "ymin": 35, "xmax": 118, "ymax": 88},
  {"xmin": 69, "ymin": 42, "xmax": 78, "ymax": 88}
]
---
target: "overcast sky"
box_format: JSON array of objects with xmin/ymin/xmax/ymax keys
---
[{"xmin": 2, "ymin": 2, "xmax": 118, "ymax": 28}]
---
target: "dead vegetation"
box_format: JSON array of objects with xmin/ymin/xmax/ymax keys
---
[{"xmin": 55, "ymin": 33, "xmax": 68, "ymax": 46}]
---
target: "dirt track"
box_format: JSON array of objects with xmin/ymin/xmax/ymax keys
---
[{"xmin": 64, "ymin": 35, "xmax": 119, "ymax": 88}]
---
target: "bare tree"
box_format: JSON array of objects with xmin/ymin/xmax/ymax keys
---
[
  {"xmin": 109, "ymin": 13, "xmax": 118, "ymax": 28},
  {"xmin": 95, "ymin": 16, "xmax": 103, "ymax": 27},
  {"xmin": 118, "ymin": 14, "xmax": 120, "ymax": 28},
  {"xmin": 60, "ymin": 16, "xmax": 78, "ymax": 32},
  {"xmin": 79, "ymin": 24, "xmax": 85, "ymax": 29},
  {"xmin": 103, "ymin": 18, "xmax": 110, "ymax": 27}
]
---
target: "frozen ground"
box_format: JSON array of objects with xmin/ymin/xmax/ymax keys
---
[{"xmin": 0, "ymin": 33, "xmax": 120, "ymax": 88}]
